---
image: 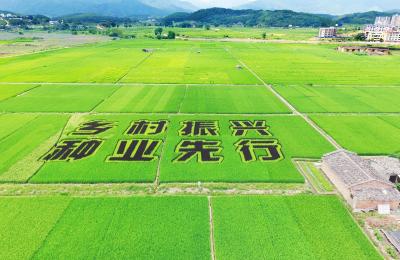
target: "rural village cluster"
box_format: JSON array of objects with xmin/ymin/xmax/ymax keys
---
[{"xmin": 320, "ymin": 14, "xmax": 400, "ymax": 42}]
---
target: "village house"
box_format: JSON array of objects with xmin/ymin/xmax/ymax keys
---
[
  {"xmin": 322, "ymin": 150, "xmax": 400, "ymax": 213},
  {"xmin": 319, "ymin": 27, "xmax": 337, "ymax": 38}
]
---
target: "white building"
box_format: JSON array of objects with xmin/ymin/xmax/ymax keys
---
[
  {"xmin": 375, "ymin": 16, "xmax": 392, "ymax": 26},
  {"xmin": 391, "ymin": 14, "xmax": 400, "ymax": 27},
  {"xmin": 385, "ymin": 30, "xmax": 400, "ymax": 42},
  {"xmin": 375, "ymin": 14, "xmax": 400, "ymax": 26},
  {"xmin": 319, "ymin": 27, "xmax": 337, "ymax": 38},
  {"xmin": 364, "ymin": 25, "xmax": 400, "ymax": 42},
  {"xmin": 364, "ymin": 15, "xmax": 400, "ymax": 42}
]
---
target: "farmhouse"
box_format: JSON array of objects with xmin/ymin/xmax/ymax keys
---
[
  {"xmin": 337, "ymin": 46, "xmax": 391, "ymax": 55},
  {"xmin": 322, "ymin": 150, "xmax": 400, "ymax": 212}
]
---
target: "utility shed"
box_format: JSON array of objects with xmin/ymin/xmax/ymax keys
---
[
  {"xmin": 322, "ymin": 150, "xmax": 400, "ymax": 212},
  {"xmin": 337, "ymin": 46, "xmax": 391, "ymax": 55}
]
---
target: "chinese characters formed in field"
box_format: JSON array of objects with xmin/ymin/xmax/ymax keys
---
[
  {"xmin": 126, "ymin": 120, "xmax": 168, "ymax": 136},
  {"xmin": 174, "ymin": 140, "xmax": 223, "ymax": 163},
  {"xmin": 230, "ymin": 120, "xmax": 271, "ymax": 136},
  {"xmin": 108, "ymin": 139, "xmax": 162, "ymax": 162},
  {"xmin": 41, "ymin": 119, "xmax": 284, "ymax": 164},
  {"xmin": 235, "ymin": 139, "xmax": 283, "ymax": 163},
  {"xmin": 180, "ymin": 120, "xmax": 219, "ymax": 136},
  {"xmin": 70, "ymin": 120, "xmax": 116, "ymax": 136},
  {"xmin": 42, "ymin": 139, "xmax": 103, "ymax": 162}
]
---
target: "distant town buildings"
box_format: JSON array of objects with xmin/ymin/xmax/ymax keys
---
[
  {"xmin": 391, "ymin": 14, "xmax": 400, "ymax": 26},
  {"xmin": 375, "ymin": 16, "xmax": 392, "ymax": 26},
  {"xmin": 374, "ymin": 14, "xmax": 400, "ymax": 27},
  {"xmin": 318, "ymin": 27, "xmax": 337, "ymax": 38},
  {"xmin": 49, "ymin": 20, "xmax": 59, "ymax": 26},
  {"xmin": 0, "ymin": 13, "xmax": 15, "ymax": 18},
  {"xmin": 365, "ymin": 14, "xmax": 400, "ymax": 42},
  {"xmin": 322, "ymin": 150, "xmax": 400, "ymax": 213}
]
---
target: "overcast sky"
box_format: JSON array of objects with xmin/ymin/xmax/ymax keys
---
[{"xmin": 191, "ymin": 0, "xmax": 253, "ymax": 8}]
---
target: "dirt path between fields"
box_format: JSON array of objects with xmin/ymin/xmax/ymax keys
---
[
  {"xmin": 178, "ymin": 37, "xmax": 400, "ymax": 46},
  {"xmin": 208, "ymin": 196, "xmax": 216, "ymax": 260},
  {"xmin": 223, "ymin": 47, "xmax": 342, "ymax": 150}
]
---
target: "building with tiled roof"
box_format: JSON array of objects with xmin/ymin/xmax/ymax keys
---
[{"xmin": 322, "ymin": 150, "xmax": 400, "ymax": 212}]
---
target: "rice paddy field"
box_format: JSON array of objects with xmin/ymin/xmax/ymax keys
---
[
  {"xmin": 229, "ymin": 43, "xmax": 400, "ymax": 85},
  {"xmin": 122, "ymin": 26, "xmax": 319, "ymax": 40},
  {"xmin": 212, "ymin": 196, "xmax": 381, "ymax": 260},
  {"xmin": 0, "ymin": 195, "xmax": 380, "ymax": 260},
  {"xmin": 311, "ymin": 115, "xmax": 400, "ymax": 155},
  {"xmin": 274, "ymin": 85, "xmax": 400, "ymax": 113},
  {"xmin": 0, "ymin": 32, "xmax": 397, "ymax": 259}
]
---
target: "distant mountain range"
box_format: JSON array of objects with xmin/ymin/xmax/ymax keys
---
[
  {"xmin": 163, "ymin": 8, "xmax": 398, "ymax": 27},
  {"xmin": 0, "ymin": 0, "xmax": 197, "ymax": 17},
  {"xmin": 238, "ymin": 0, "xmax": 400, "ymax": 15}
]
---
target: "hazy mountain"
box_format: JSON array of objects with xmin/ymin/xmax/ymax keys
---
[
  {"xmin": 164, "ymin": 7, "xmax": 397, "ymax": 27},
  {"xmin": 163, "ymin": 8, "xmax": 334, "ymax": 27},
  {"xmin": 238, "ymin": 0, "xmax": 400, "ymax": 15},
  {"xmin": 0, "ymin": 0, "xmax": 196, "ymax": 17}
]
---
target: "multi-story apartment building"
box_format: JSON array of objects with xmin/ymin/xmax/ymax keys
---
[
  {"xmin": 319, "ymin": 27, "xmax": 337, "ymax": 38},
  {"xmin": 391, "ymin": 14, "xmax": 400, "ymax": 26},
  {"xmin": 375, "ymin": 16, "xmax": 392, "ymax": 26}
]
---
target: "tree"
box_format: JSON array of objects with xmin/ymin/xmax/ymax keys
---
[
  {"xmin": 108, "ymin": 28, "xmax": 123, "ymax": 38},
  {"xmin": 154, "ymin": 27, "xmax": 163, "ymax": 37},
  {"xmin": 167, "ymin": 31, "xmax": 176, "ymax": 39},
  {"xmin": 88, "ymin": 28, "xmax": 98, "ymax": 34},
  {"xmin": 262, "ymin": 32, "xmax": 267, "ymax": 39},
  {"xmin": 354, "ymin": 32, "xmax": 366, "ymax": 41}
]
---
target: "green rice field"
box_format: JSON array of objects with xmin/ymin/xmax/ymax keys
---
[
  {"xmin": 230, "ymin": 43, "xmax": 400, "ymax": 85},
  {"xmin": 122, "ymin": 26, "xmax": 319, "ymax": 40},
  {"xmin": 0, "ymin": 84, "xmax": 39, "ymax": 101},
  {"xmin": 311, "ymin": 115, "xmax": 400, "ymax": 155},
  {"xmin": 0, "ymin": 84, "xmax": 118, "ymax": 112},
  {"xmin": 30, "ymin": 114, "xmax": 167, "ymax": 183},
  {"xmin": 212, "ymin": 196, "xmax": 381, "ymax": 260},
  {"xmin": 0, "ymin": 114, "xmax": 69, "ymax": 182},
  {"xmin": 0, "ymin": 114, "xmax": 332, "ymax": 183},
  {"xmin": 275, "ymin": 85, "xmax": 400, "ymax": 113},
  {"xmin": 0, "ymin": 84, "xmax": 291, "ymax": 114},
  {"xmin": 0, "ymin": 196, "xmax": 210, "ymax": 259},
  {"xmin": 0, "ymin": 33, "xmax": 398, "ymax": 259},
  {"xmin": 0, "ymin": 195, "xmax": 380, "ymax": 260},
  {"xmin": 1, "ymin": 40, "xmax": 399, "ymax": 85},
  {"xmin": 159, "ymin": 115, "xmax": 334, "ymax": 183}
]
